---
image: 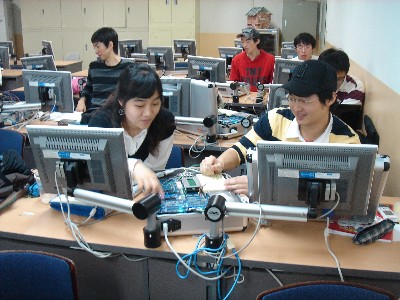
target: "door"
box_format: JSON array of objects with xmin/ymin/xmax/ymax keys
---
[{"xmin": 282, "ymin": 1, "xmax": 319, "ymax": 42}]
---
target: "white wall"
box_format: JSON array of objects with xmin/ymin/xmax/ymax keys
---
[{"xmin": 326, "ymin": 0, "xmax": 400, "ymax": 93}]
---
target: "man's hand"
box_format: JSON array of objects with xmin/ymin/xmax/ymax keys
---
[
  {"xmin": 75, "ymin": 98, "xmax": 87, "ymax": 112},
  {"xmin": 225, "ymin": 175, "xmax": 248, "ymax": 195},
  {"xmin": 200, "ymin": 155, "xmax": 224, "ymax": 176}
]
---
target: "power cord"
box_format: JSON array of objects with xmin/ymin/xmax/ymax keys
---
[{"xmin": 324, "ymin": 217, "xmax": 344, "ymax": 282}]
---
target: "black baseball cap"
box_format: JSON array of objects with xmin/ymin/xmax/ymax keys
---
[
  {"xmin": 282, "ymin": 60, "xmax": 337, "ymax": 97},
  {"xmin": 237, "ymin": 27, "xmax": 260, "ymax": 40}
]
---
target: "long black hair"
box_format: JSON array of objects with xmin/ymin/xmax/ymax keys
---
[{"xmin": 102, "ymin": 63, "xmax": 175, "ymax": 155}]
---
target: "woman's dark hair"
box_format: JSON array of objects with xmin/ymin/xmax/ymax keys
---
[
  {"xmin": 103, "ymin": 63, "xmax": 173, "ymax": 155},
  {"xmin": 91, "ymin": 27, "xmax": 119, "ymax": 54}
]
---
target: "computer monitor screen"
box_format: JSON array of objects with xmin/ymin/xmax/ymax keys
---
[
  {"xmin": 26, "ymin": 125, "xmax": 132, "ymax": 199},
  {"xmin": 255, "ymin": 141, "xmax": 379, "ymax": 223},
  {"xmin": 218, "ymin": 47, "xmax": 242, "ymax": 75},
  {"xmin": 264, "ymin": 84, "xmax": 288, "ymax": 110},
  {"xmin": 259, "ymin": 29, "xmax": 279, "ymax": 56},
  {"xmin": 0, "ymin": 46, "xmax": 10, "ymax": 69},
  {"xmin": 187, "ymin": 55, "xmax": 226, "ymax": 83},
  {"xmin": 118, "ymin": 39, "xmax": 143, "ymax": 58},
  {"xmin": 272, "ymin": 58, "xmax": 303, "ymax": 84},
  {"xmin": 146, "ymin": 46, "xmax": 175, "ymax": 71},
  {"xmin": 161, "ymin": 77, "xmax": 191, "ymax": 117},
  {"xmin": 41, "ymin": 40, "xmax": 54, "ymax": 58},
  {"xmin": 233, "ymin": 39, "xmax": 242, "ymax": 48},
  {"xmin": 281, "ymin": 41, "xmax": 295, "ymax": 49},
  {"xmin": 173, "ymin": 39, "xmax": 196, "ymax": 60},
  {"xmin": 21, "ymin": 55, "xmax": 57, "ymax": 71},
  {"xmin": 0, "ymin": 41, "xmax": 14, "ymax": 55},
  {"xmin": 23, "ymin": 69, "xmax": 74, "ymax": 113},
  {"xmin": 281, "ymin": 48, "xmax": 297, "ymax": 59}
]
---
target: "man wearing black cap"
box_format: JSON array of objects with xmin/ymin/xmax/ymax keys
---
[
  {"xmin": 200, "ymin": 60, "xmax": 360, "ymax": 195},
  {"xmin": 230, "ymin": 27, "xmax": 275, "ymax": 92}
]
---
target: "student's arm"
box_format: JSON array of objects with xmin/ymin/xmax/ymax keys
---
[
  {"xmin": 76, "ymin": 66, "xmax": 94, "ymax": 112},
  {"xmin": 129, "ymin": 159, "xmax": 164, "ymax": 198},
  {"xmin": 200, "ymin": 148, "xmax": 241, "ymax": 175}
]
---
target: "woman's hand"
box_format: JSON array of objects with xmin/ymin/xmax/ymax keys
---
[
  {"xmin": 224, "ymin": 175, "xmax": 248, "ymax": 195},
  {"xmin": 131, "ymin": 161, "xmax": 164, "ymax": 198},
  {"xmin": 200, "ymin": 155, "xmax": 224, "ymax": 175}
]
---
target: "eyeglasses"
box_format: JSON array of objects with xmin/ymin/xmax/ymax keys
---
[
  {"xmin": 287, "ymin": 95, "xmax": 319, "ymax": 105},
  {"xmin": 296, "ymin": 44, "xmax": 312, "ymax": 51}
]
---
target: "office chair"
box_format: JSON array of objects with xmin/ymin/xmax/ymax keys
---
[
  {"xmin": 166, "ymin": 145, "xmax": 185, "ymax": 169},
  {"xmin": 0, "ymin": 128, "xmax": 25, "ymax": 158},
  {"xmin": 256, "ymin": 280, "xmax": 397, "ymax": 300},
  {"xmin": 363, "ymin": 114, "xmax": 380, "ymax": 146},
  {"xmin": 0, "ymin": 250, "xmax": 79, "ymax": 300}
]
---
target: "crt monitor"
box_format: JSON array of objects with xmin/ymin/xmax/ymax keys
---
[
  {"xmin": 161, "ymin": 77, "xmax": 191, "ymax": 117},
  {"xmin": 259, "ymin": 29, "xmax": 280, "ymax": 56},
  {"xmin": 233, "ymin": 39, "xmax": 242, "ymax": 48},
  {"xmin": 218, "ymin": 47, "xmax": 242, "ymax": 74},
  {"xmin": 281, "ymin": 41, "xmax": 295, "ymax": 49},
  {"xmin": 23, "ymin": 69, "xmax": 74, "ymax": 113},
  {"xmin": 146, "ymin": 46, "xmax": 175, "ymax": 71},
  {"xmin": 21, "ymin": 55, "xmax": 57, "ymax": 71},
  {"xmin": 41, "ymin": 40, "xmax": 54, "ymax": 58},
  {"xmin": 272, "ymin": 58, "xmax": 303, "ymax": 85},
  {"xmin": 118, "ymin": 39, "xmax": 143, "ymax": 58},
  {"xmin": 281, "ymin": 48, "xmax": 298, "ymax": 59},
  {"xmin": 255, "ymin": 141, "xmax": 381, "ymax": 224},
  {"xmin": 26, "ymin": 125, "xmax": 132, "ymax": 199},
  {"xmin": 173, "ymin": 39, "xmax": 196, "ymax": 60},
  {"xmin": 187, "ymin": 55, "xmax": 226, "ymax": 83},
  {"xmin": 0, "ymin": 41, "xmax": 14, "ymax": 56},
  {"xmin": 264, "ymin": 84, "xmax": 289, "ymax": 110},
  {"xmin": 0, "ymin": 46, "xmax": 10, "ymax": 69}
]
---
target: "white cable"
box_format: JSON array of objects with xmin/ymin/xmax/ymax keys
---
[
  {"xmin": 163, "ymin": 223, "xmax": 227, "ymax": 281},
  {"xmin": 54, "ymin": 170, "xmax": 114, "ymax": 258},
  {"xmin": 223, "ymin": 200, "xmax": 262, "ymax": 259},
  {"xmin": 324, "ymin": 217, "xmax": 344, "ymax": 282},
  {"xmin": 266, "ymin": 269, "xmax": 283, "ymax": 287},
  {"xmin": 318, "ymin": 192, "xmax": 341, "ymax": 219}
]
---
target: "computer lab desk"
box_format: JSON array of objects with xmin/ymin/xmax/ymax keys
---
[
  {"xmin": 1, "ymin": 61, "xmax": 83, "ymax": 91},
  {"xmin": 0, "ymin": 195, "xmax": 399, "ymax": 300}
]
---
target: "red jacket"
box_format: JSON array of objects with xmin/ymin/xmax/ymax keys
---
[{"xmin": 230, "ymin": 50, "xmax": 275, "ymax": 92}]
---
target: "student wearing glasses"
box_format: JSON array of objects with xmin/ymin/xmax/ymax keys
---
[
  {"xmin": 318, "ymin": 48, "xmax": 365, "ymax": 106},
  {"xmin": 229, "ymin": 27, "xmax": 275, "ymax": 92},
  {"xmin": 200, "ymin": 60, "xmax": 360, "ymax": 195},
  {"xmin": 293, "ymin": 32, "xmax": 318, "ymax": 61}
]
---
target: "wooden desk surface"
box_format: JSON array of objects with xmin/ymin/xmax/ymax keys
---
[
  {"xmin": 54, "ymin": 60, "xmax": 81, "ymax": 67},
  {"xmin": 0, "ymin": 196, "xmax": 399, "ymax": 275},
  {"xmin": 2, "ymin": 69, "xmax": 23, "ymax": 77},
  {"xmin": 72, "ymin": 69, "xmax": 88, "ymax": 77}
]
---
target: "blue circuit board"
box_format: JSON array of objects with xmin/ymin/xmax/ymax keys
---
[
  {"xmin": 217, "ymin": 114, "xmax": 244, "ymax": 127},
  {"xmin": 158, "ymin": 176, "xmax": 210, "ymax": 215}
]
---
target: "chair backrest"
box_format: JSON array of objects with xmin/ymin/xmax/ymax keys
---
[
  {"xmin": 166, "ymin": 146, "xmax": 184, "ymax": 169},
  {"xmin": 256, "ymin": 280, "xmax": 397, "ymax": 300},
  {"xmin": 0, "ymin": 128, "xmax": 25, "ymax": 157},
  {"xmin": 0, "ymin": 250, "xmax": 79, "ymax": 300},
  {"xmin": 363, "ymin": 114, "xmax": 379, "ymax": 146}
]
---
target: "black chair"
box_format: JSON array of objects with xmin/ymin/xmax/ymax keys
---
[
  {"xmin": 0, "ymin": 250, "xmax": 79, "ymax": 300},
  {"xmin": 256, "ymin": 280, "xmax": 397, "ymax": 300},
  {"xmin": 166, "ymin": 145, "xmax": 185, "ymax": 169}
]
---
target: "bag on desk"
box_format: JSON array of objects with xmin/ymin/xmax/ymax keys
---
[{"xmin": 0, "ymin": 150, "xmax": 34, "ymax": 201}]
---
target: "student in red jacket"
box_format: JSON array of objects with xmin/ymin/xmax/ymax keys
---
[{"xmin": 230, "ymin": 27, "xmax": 275, "ymax": 92}]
